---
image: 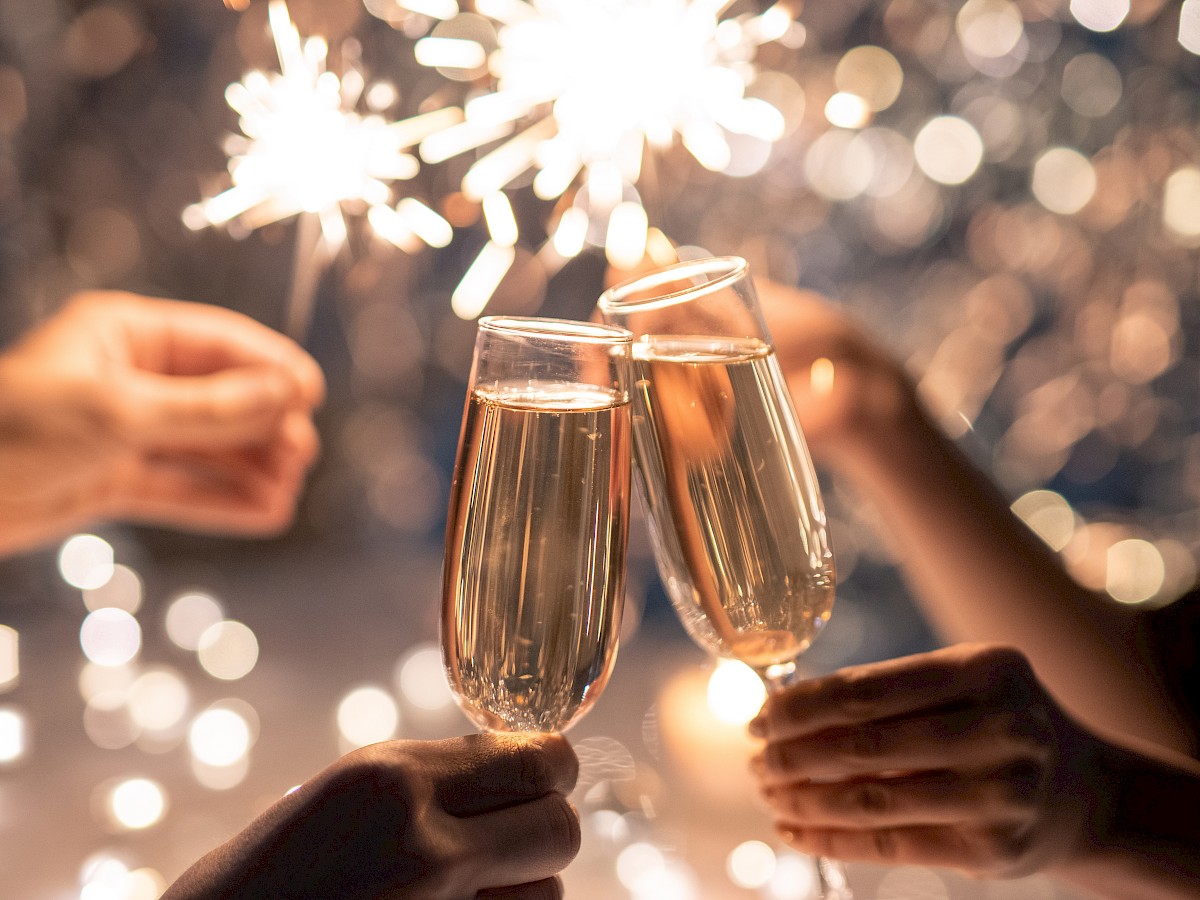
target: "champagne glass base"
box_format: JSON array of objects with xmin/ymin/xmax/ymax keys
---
[{"xmin": 815, "ymin": 855, "xmax": 853, "ymax": 900}]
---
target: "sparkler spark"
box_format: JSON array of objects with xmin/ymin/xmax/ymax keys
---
[
  {"xmin": 184, "ymin": 0, "xmax": 461, "ymax": 335},
  {"xmin": 411, "ymin": 0, "xmax": 799, "ymax": 311}
]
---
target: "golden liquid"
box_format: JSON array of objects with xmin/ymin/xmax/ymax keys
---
[
  {"xmin": 442, "ymin": 382, "xmax": 630, "ymax": 732},
  {"xmin": 630, "ymin": 337, "xmax": 835, "ymax": 671}
]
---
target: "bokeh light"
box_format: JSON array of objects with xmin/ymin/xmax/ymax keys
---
[
  {"xmin": 80, "ymin": 609, "xmax": 142, "ymax": 668},
  {"xmin": 824, "ymin": 93, "xmax": 871, "ymax": 130},
  {"xmin": 104, "ymin": 777, "xmax": 167, "ymax": 831},
  {"xmin": 1011, "ymin": 490, "xmax": 1077, "ymax": 552},
  {"xmin": 629, "ymin": 860, "xmax": 699, "ymax": 900},
  {"xmin": 0, "ymin": 624, "xmax": 17, "ymax": 691},
  {"xmin": 82, "ymin": 564, "xmax": 144, "ymax": 614},
  {"xmin": 164, "ymin": 591, "xmax": 225, "ymax": 652},
  {"xmin": 913, "ymin": 116, "xmax": 983, "ymax": 185},
  {"xmin": 58, "ymin": 534, "xmax": 115, "ymax": 591},
  {"xmin": 1060, "ymin": 53, "xmax": 1123, "ymax": 117},
  {"xmin": 196, "ymin": 620, "xmax": 259, "ymax": 681},
  {"xmin": 78, "ymin": 661, "xmax": 137, "ymax": 703},
  {"xmin": 1106, "ymin": 538, "xmax": 1165, "ymax": 603},
  {"xmin": 1070, "ymin": 0, "xmax": 1130, "ymax": 33},
  {"xmin": 0, "ymin": 705, "xmax": 27, "ymax": 763},
  {"xmin": 706, "ymin": 659, "xmax": 767, "ymax": 725},
  {"xmin": 957, "ymin": 0, "xmax": 1025, "ymax": 60},
  {"xmin": 616, "ymin": 842, "xmax": 667, "ymax": 893},
  {"xmin": 726, "ymin": 839, "xmax": 775, "ymax": 889},
  {"xmin": 1182, "ymin": 0, "xmax": 1200, "ymax": 55},
  {"xmin": 83, "ymin": 690, "xmax": 141, "ymax": 751},
  {"xmin": 835, "ymin": 46, "xmax": 903, "ymax": 112},
  {"xmin": 804, "ymin": 130, "xmax": 874, "ymax": 200},
  {"xmin": 394, "ymin": 643, "xmax": 455, "ymax": 711},
  {"xmin": 189, "ymin": 705, "xmax": 253, "ymax": 768},
  {"xmin": 764, "ymin": 852, "xmax": 819, "ymax": 900},
  {"xmin": 1031, "ymin": 148, "xmax": 1096, "ymax": 215},
  {"xmin": 1163, "ymin": 167, "xmax": 1200, "ymax": 245},
  {"xmin": 337, "ymin": 684, "xmax": 399, "ymax": 747},
  {"xmin": 127, "ymin": 667, "xmax": 190, "ymax": 734},
  {"xmin": 79, "ymin": 857, "xmax": 166, "ymax": 900}
]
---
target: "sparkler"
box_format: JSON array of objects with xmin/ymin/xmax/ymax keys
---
[
  {"xmin": 407, "ymin": 0, "xmax": 800, "ymax": 315},
  {"xmin": 184, "ymin": 0, "xmax": 461, "ymax": 337}
]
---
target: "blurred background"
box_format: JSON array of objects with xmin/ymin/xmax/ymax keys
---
[{"xmin": 1, "ymin": 0, "xmax": 1198, "ymax": 896}]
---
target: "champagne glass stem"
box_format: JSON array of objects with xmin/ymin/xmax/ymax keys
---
[{"xmin": 762, "ymin": 665, "xmax": 854, "ymax": 900}]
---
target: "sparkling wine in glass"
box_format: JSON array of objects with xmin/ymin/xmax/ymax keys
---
[
  {"xmin": 599, "ymin": 257, "xmax": 851, "ymax": 899},
  {"xmin": 441, "ymin": 316, "xmax": 633, "ymax": 734}
]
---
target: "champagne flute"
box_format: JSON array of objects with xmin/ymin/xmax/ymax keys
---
[
  {"xmin": 441, "ymin": 316, "xmax": 633, "ymax": 734},
  {"xmin": 599, "ymin": 257, "xmax": 851, "ymax": 899}
]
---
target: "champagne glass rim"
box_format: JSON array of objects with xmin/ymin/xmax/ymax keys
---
[
  {"xmin": 598, "ymin": 256, "xmax": 749, "ymax": 313},
  {"xmin": 478, "ymin": 315, "xmax": 633, "ymax": 345}
]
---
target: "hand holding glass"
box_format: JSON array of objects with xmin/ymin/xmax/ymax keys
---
[
  {"xmin": 599, "ymin": 258, "xmax": 850, "ymax": 898},
  {"xmin": 442, "ymin": 316, "xmax": 632, "ymax": 733}
]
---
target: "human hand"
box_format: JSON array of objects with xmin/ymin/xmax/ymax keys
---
[
  {"xmin": 163, "ymin": 732, "xmax": 581, "ymax": 900},
  {"xmin": 748, "ymin": 644, "xmax": 1108, "ymax": 879},
  {"xmin": 604, "ymin": 258, "xmax": 921, "ymax": 473},
  {"xmin": 0, "ymin": 291, "xmax": 324, "ymax": 555},
  {"xmin": 755, "ymin": 279, "xmax": 921, "ymax": 473}
]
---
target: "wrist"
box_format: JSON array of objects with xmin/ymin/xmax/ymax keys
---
[{"xmin": 1047, "ymin": 738, "xmax": 1200, "ymax": 898}]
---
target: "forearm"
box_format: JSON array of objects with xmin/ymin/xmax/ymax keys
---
[{"xmin": 837, "ymin": 395, "xmax": 1192, "ymax": 755}]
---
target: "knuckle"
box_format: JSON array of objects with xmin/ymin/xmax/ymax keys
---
[
  {"xmin": 845, "ymin": 782, "xmax": 891, "ymax": 816},
  {"xmin": 775, "ymin": 787, "xmax": 804, "ymax": 818},
  {"xmin": 977, "ymin": 825, "xmax": 1032, "ymax": 868},
  {"xmin": 88, "ymin": 391, "xmax": 130, "ymax": 439},
  {"xmin": 765, "ymin": 740, "xmax": 794, "ymax": 772},
  {"xmin": 833, "ymin": 726, "xmax": 884, "ymax": 764},
  {"xmin": 989, "ymin": 761, "xmax": 1043, "ymax": 812},
  {"xmin": 988, "ymin": 707, "xmax": 1053, "ymax": 761},
  {"xmin": 978, "ymin": 777, "xmax": 1029, "ymax": 817},
  {"xmin": 333, "ymin": 745, "xmax": 420, "ymax": 805},
  {"xmin": 967, "ymin": 644, "xmax": 1024, "ymax": 683},
  {"xmin": 871, "ymin": 828, "xmax": 899, "ymax": 862},
  {"xmin": 65, "ymin": 291, "xmax": 110, "ymax": 317},
  {"xmin": 832, "ymin": 669, "xmax": 887, "ymax": 717},
  {"xmin": 984, "ymin": 709, "xmax": 1022, "ymax": 743},
  {"xmin": 983, "ymin": 646, "xmax": 1038, "ymax": 699}
]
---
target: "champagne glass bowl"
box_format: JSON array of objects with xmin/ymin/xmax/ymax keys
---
[{"xmin": 441, "ymin": 316, "xmax": 634, "ymax": 734}]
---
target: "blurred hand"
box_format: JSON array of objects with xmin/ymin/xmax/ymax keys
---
[
  {"xmin": 605, "ymin": 258, "xmax": 920, "ymax": 473},
  {"xmin": 755, "ymin": 279, "xmax": 919, "ymax": 471},
  {"xmin": 163, "ymin": 733, "xmax": 581, "ymax": 900},
  {"xmin": 0, "ymin": 291, "xmax": 324, "ymax": 555},
  {"xmin": 749, "ymin": 644, "xmax": 1104, "ymax": 879}
]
